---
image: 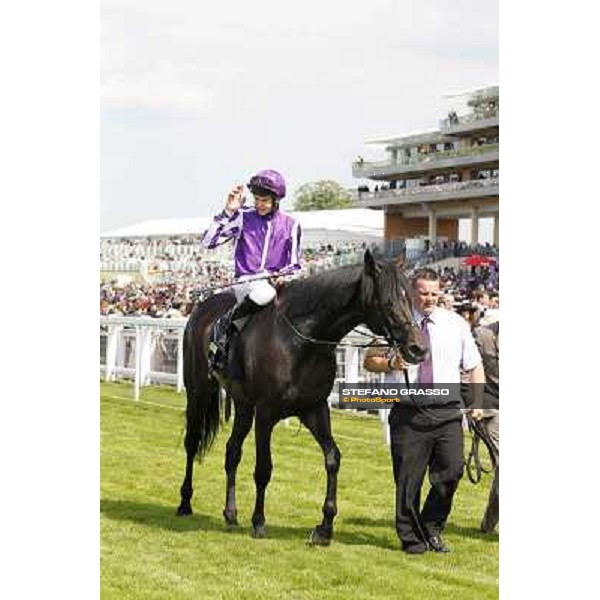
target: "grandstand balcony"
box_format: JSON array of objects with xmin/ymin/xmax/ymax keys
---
[
  {"xmin": 352, "ymin": 143, "xmax": 499, "ymax": 179},
  {"xmin": 352, "ymin": 178, "xmax": 499, "ymax": 208},
  {"xmin": 439, "ymin": 112, "xmax": 499, "ymax": 136}
]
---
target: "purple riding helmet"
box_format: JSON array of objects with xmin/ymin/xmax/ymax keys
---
[{"xmin": 247, "ymin": 169, "xmax": 286, "ymax": 200}]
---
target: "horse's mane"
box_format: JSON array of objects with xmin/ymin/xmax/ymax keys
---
[
  {"xmin": 279, "ymin": 263, "xmax": 363, "ymax": 319},
  {"xmin": 279, "ymin": 258, "xmax": 410, "ymax": 320}
]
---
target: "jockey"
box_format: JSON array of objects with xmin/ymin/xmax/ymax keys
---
[{"xmin": 201, "ymin": 169, "xmax": 302, "ymax": 373}]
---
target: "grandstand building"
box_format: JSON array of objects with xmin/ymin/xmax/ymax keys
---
[{"xmin": 351, "ymin": 85, "xmax": 499, "ymax": 247}]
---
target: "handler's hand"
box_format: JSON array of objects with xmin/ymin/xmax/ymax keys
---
[
  {"xmin": 389, "ymin": 352, "xmax": 408, "ymax": 371},
  {"xmin": 469, "ymin": 408, "xmax": 484, "ymax": 421},
  {"xmin": 225, "ymin": 184, "xmax": 246, "ymax": 215}
]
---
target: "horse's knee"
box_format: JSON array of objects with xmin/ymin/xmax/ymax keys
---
[{"xmin": 325, "ymin": 446, "xmax": 341, "ymax": 474}]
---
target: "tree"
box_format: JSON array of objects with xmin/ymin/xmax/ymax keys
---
[{"xmin": 293, "ymin": 180, "xmax": 354, "ymax": 211}]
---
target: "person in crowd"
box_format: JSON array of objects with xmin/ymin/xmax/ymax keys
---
[
  {"xmin": 363, "ymin": 268, "xmax": 485, "ymax": 554},
  {"xmin": 473, "ymin": 290, "xmax": 491, "ymax": 309},
  {"xmin": 472, "ymin": 315, "xmax": 499, "ymax": 534},
  {"xmin": 439, "ymin": 293, "xmax": 455, "ymax": 310}
]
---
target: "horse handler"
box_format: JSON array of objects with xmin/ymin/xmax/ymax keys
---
[
  {"xmin": 364, "ymin": 268, "xmax": 485, "ymax": 554},
  {"xmin": 201, "ymin": 169, "xmax": 303, "ymax": 376}
]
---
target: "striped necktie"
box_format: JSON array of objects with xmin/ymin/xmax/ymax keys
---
[{"xmin": 418, "ymin": 317, "xmax": 434, "ymax": 384}]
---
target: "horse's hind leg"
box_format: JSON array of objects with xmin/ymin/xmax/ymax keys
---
[
  {"xmin": 177, "ymin": 431, "xmax": 196, "ymax": 516},
  {"xmin": 223, "ymin": 400, "xmax": 255, "ymax": 526},
  {"xmin": 300, "ymin": 402, "xmax": 341, "ymax": 546}
]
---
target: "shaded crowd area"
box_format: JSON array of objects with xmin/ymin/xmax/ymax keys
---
[{"xmin": 100, "ymin": 240, "xmax": 499, "ymax": 320}]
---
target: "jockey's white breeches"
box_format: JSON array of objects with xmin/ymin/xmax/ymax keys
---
[{"xmin": 233, "ymin": 274, "xmax": 277, "ymax": 305}]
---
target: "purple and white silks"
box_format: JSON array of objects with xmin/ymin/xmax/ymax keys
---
[{"xmin": 201, "ymin": 207, "xmax": 302, "ymax": 280}]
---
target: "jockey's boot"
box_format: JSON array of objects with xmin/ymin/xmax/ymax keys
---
[
  {"xmin": 208, "ymin": 307, "xmax": 235, "ymax": 372},
  {"xmin": 226, "ymin": 296, "xmax": 263, "ymax": 380},
  {"xmin": 209, "ymin": 297, "xmax": 263, "ymax": 375}
]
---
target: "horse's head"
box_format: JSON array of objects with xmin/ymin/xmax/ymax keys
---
[{"xmin": 361, "ymin": 250, "xmax": 427, "ymax": 364}]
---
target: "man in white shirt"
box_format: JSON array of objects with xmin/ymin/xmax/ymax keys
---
[{"xmin": 364, "ymin": 268, "xmax": 484, "ymax": 554}]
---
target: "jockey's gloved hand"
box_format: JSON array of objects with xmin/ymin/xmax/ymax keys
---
[
  {"xmin": 225, "ymin": 184, "xmax": 246, "ymax": 216},
  {"xmin": 271, "ymin": 276, "xmax": 286, "ymax": 290}
]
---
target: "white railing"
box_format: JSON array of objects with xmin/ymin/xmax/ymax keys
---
[
  {"xmin": 100, "ymin": 316, "xmax": 187, "ymax": 400},
  {"xmin": 100, "ymin": 315, "xmax": 390, "ymax": 441}
]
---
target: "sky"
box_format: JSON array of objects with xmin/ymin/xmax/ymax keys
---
[{"xmin": 100, "ymin": 0, "xmax": 498, "ymax": 234}]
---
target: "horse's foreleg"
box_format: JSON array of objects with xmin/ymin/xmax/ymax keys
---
[
  {"xmin": 223, "ymin": 400, "xmax": 255, "ymax": 526},
  {"xmin": 300, "ymin": 402, "xmax": 341, "ymax": 546},
  {"xmin": 251, "ymin": 413, "xmax": 275, "ymax": 538}
]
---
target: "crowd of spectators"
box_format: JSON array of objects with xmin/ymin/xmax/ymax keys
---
[
  {"xmin": 100, "ymin": 282, "xmax": 196, "ymax": 318},
  {"xmin": 100, "ymin": 242, "xmax": 367, "ymax": 317},
  {"xmin": 100, "ymin": 239, "xmax": 498, "ymax": 320},
  {"xmin": 413, "ymin": 240, "xmax": 498, "ymax": 264},
  {"xmin": 434, "ymin": 263, "xmax": 499, "ymax": 320},
  {"xmin": 410, "ymin": 242, "xmax": 500, "ymax": 321}
]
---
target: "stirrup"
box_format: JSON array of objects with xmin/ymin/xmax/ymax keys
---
[{"xmin": 208, "ymin": 340, "xmax": 227, "ymax": 372}]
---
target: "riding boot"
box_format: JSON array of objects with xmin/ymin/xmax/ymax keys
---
[
  {"xmin": 209, "ymin": 307, "xmax": 236, "ymax": 372},
  {"xmin": 209, "ymin": 297, "xmax": 263, "ymax": 374}
]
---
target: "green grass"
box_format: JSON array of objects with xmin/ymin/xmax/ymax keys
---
[{"xmin": 101, "ymin": 381, "xmax": 498, "ymax": 600}]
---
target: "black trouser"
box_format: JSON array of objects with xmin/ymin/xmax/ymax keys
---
[{"xmin": 389, "ymin": 406, "xmax": 464, "ymax": 545}]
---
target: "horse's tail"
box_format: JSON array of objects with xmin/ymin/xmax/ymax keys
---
[{"xmin": 182, "ymin": 315, "xmax": 223, "ymax": 460}]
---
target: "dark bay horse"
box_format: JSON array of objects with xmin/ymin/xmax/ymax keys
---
[{"xmin": 176, "ymin": 250, "xmax": 425, "ymax": 545}]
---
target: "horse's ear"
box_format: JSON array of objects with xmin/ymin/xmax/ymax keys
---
[{"xmin": 364, "ymin": 249, "xmax": 381, "ymax": 277}]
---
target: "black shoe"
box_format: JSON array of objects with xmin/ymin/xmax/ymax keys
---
[
  {"xmin": 428, "ymin": 535, "xmax": 450, "ymax": 553},
  {"xmin": 401, "ymin": 541, "xmax": 428, "ymax": 555}
]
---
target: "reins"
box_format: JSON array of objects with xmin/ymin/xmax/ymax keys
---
[
  {"xmin": 276, "ymin": 269, "xmax": 411, "ymax": 349},
  {"xmin": 277, "ymin": 311, "xmax": 386, "ymax": 348},
  {"xmin": 466, "ymin": 416, "xmax": 495, "ymax": 484}
]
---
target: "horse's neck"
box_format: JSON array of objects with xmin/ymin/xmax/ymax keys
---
[
  {"xmin": 283, "ymin": 277, "xmax": 363, "ymax": 343},
  {"xmin": 317, "ymin": 306, "xmax": 364, "ymax": 342}
]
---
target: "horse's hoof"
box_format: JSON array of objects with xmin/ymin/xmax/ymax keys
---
[
  {"xmin": 176, "ymin": 504, "xmax": 193, "ymax": 517},
  {"xmin": 223, "ymin": 509, "xmax": 238, "ymax": 528},
  {"xmin": 251, "ymin": 525, "xmax": 267, "ymax": 539},
  {"xmin": 224, "ymin": 517, "xmax": 239, "ymax": 529},
  {"xmin": 307, "ymin": 527, "xmax": 332, "ymax": 547}
]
